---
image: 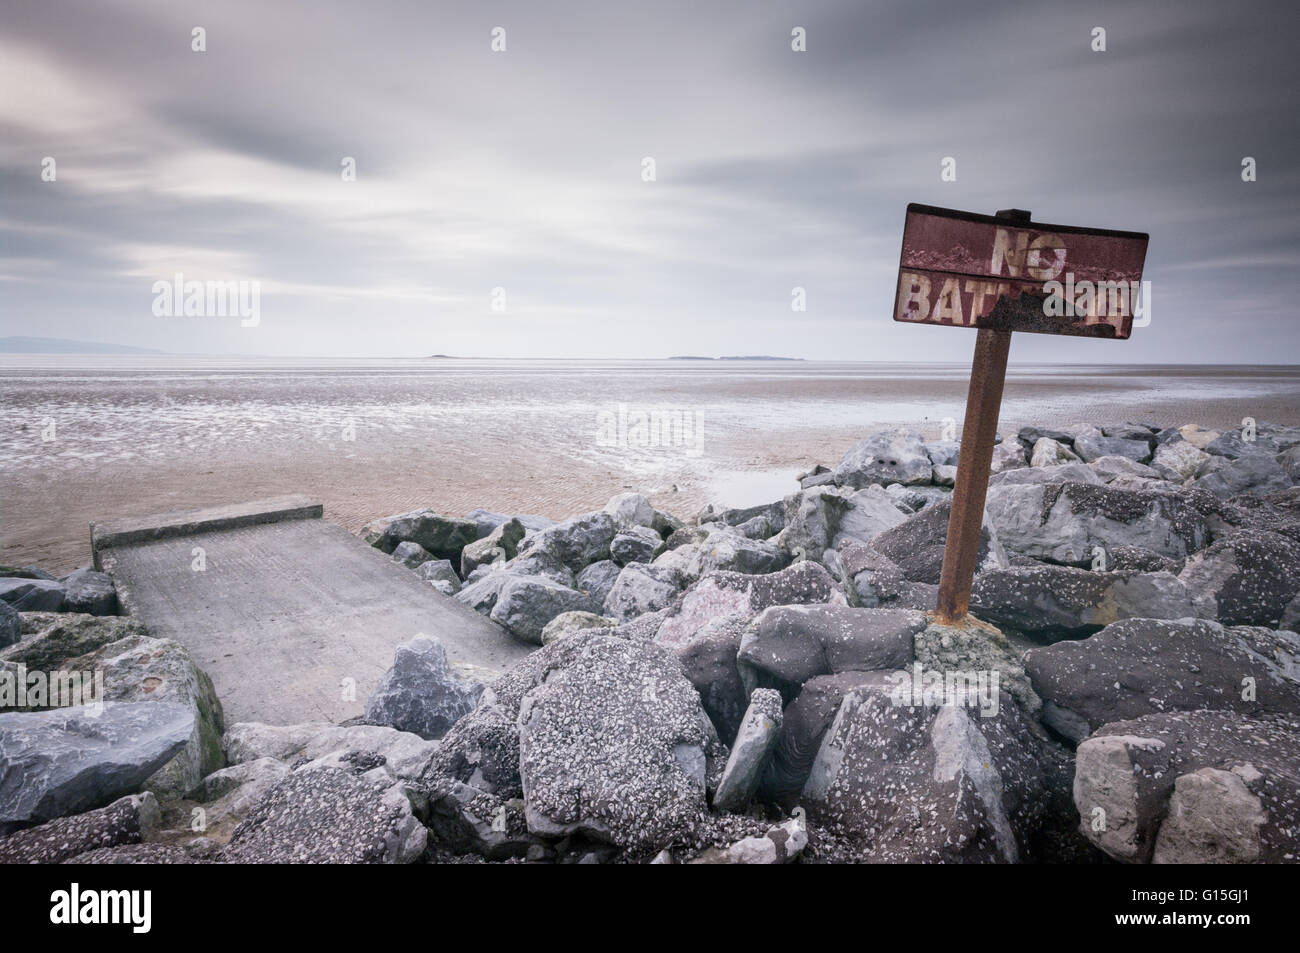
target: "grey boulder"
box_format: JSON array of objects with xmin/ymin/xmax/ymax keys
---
[
  {"xmin": 1024, "ymin": 618, "xmax": 1300, "ymax": 743},
  {"xmin": 364, "ymin": 636, "xmax": 484, "ymax": 740},
  {"xmin": 516, "ymin": 635, "xmax": 722, "ymax": 849},
  {"xmin": 490, "ymin": 575, "xmax": 596, "ymax": 645},
  {"xmin": 0, "ymin": 702, "xmax": 193, "ymax": 830},
  {"xmin": 1073, "ymin": 710, "xmax": 1300, "ymax": 863},
  {"xmin": 832, "ymin": 428, "xmax": 933, "ymax": 489}
]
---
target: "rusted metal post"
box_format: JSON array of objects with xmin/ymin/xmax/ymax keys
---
[{"xmin": 933, "ymin": 329, "xmax": 1012, "ymax": 623}]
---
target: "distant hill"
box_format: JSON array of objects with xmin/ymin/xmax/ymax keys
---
[{"xmin": 0, "ymin": 336, "xmax": 165, "ymax": 354}]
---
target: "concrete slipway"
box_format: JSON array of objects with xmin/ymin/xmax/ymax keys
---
[{"xmin": 91, "ymin": 496, "xmax": 530, "ymax": 725}]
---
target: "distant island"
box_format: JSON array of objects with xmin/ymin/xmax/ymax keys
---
[
  {"xmin": 0, "ymin": 336, "xmax": 165, "ymax": 354},
  {"xmin": 668, "ymin": 355, "xmax": 803, "ymax": 361}
]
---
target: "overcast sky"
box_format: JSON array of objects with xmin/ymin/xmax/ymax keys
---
[{"xmin": 2, "ymin": 0, "xmax": 1296, "ymax": 361}]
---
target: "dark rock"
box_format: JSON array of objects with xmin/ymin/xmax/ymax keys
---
[
  {"xmin": 1024, "ymin": 618, "xmax": 1300, "ymax": 743},
  {"xmin": 0, "ymin": 793, "xmax": 157, "ymax": 864},
  {"xmin": 461, "ymin": 518, "xmax": 526, "ymax": 576},
  {"xmin": 1074, "ymin": 710, "xmax": 1300, "ymax": 863},
  {"xmin": 712, "ymin": 688, "xmax": 783, "ymax": 813},
  {"xmin": 490, "ymin": 575, "xmax": 596, "ymax": 644},
  {"xmin": 736, "ymin": 605, "xmax": 923, "ymax": 694},
  {"xmin": 970, "ymin": 565, "xmax": 1196, "ymax": 639},
  {"xmin": 802, "ymin": 677, "xmax": 1044, "ymax": 863},
  {"xmin": 516, "ymin": 635, "xmax": 722, "ymax": 849},
  {"xmin": 59, "ymin": 569, "xmax": 117, "ymax": 615},
  {"xmin": 364, "ymin": 637, "xmax": 484, "ymax": 740},
  {"xmin": 220, "ymin": 766, "xmax": 425, "ymax": 863},
  {"xmin": 1180, "ymin": 530, "xmax": 1300, "ymax": 626},
  {"xmin": 0, "ymin": 702, "xmax": 193, "ymax": 830},
  {"xmin": 871, "ymin": 499, "xmax": 1007, "ymax": 584},
  {"xmin": 654, "ymin": 561, "xmax": 843, "ymax": 646},
  {"xmin": 0, "ymin": 578, "xmax": 65, "ymax": 612}
]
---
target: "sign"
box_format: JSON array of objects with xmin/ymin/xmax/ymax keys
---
[
  {"xmin": 891, "ymin": 206, "xmax": 1148, "ymax": 624},
  {"xmin": 893, "ymin": 203, "xmax": 1149, "ymax": 339}
]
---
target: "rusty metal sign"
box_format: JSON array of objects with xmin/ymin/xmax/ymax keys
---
[{"xmin": 893, "ymin": 203, "xmax": 1149, "ymax": 339}]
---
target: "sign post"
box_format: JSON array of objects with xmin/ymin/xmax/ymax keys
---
[{"xmin": 892, "ymin": 204, "xmax": 1149, "ymax": 624}]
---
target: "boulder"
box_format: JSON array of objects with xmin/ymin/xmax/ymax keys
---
[
  {"xmin": 540, "ymin": 610, "xmax": 617, "ymax": 645},
  {"xmin": 364, "ymin": 509, "xmax": 478, "ymax": 561},
  {"xmin": 695, "ymin": 500, "xmax": 785, "ymax": 533},
  {"xmin": 757, "ymin": 671, "xmax": 884, "ymax": 807},
  {"xmin": 989, "ymin": 463, "xmax": 1103, "ymax": 486},
  {"xmin": 62, "ymin": 634, "xmax": 224, "ymax": 799},
  {"xmin": 926, "ymin": 441, "xmax": 961, "ymax": 467},
  {"xmin": 219, "ymin": 765, "xmax": 425, "ymax": 864},
  {"xmin": 1030, "ymin": 437, "xmax": 1080, "ymax": 468},
  {"xmin": 490, "ymin": 576, "xmax": 596, "ymax": 645},
  {"xmin": 195, "ymin": 757, "xmax": 291, "ymax": 835},
  {"xmin": 0, "ymin": 614, "xmax": 147, "ymax": 671},
  {"xmin": 1088, "ymin": 455, "xmax": 1164, "ymax": 484},
  {"xmin": 1018, "ymin": 426, "xmax": 1074, "ymax": 451},
  {"xmin": 223, "ymin": 721, "xmax": 438, "ymax": 781},
  {"xmin": 870, "ymin": 499, "xmax": 1007, "ymax": 584},
  {"xmin": 460, "ymin": 518, "xmax": 526, "ymax": 576},
  {"xmin": 0, "ymin": 702, "xmax": 193, "ymax": 831},
  {"xmin": 802, "ymin": 677, "xmax": 1044, "ymax": 863},
  {"xmin": 831, "ymin": 429, "xmax": 932, "ymax": 489},
  {"xmin": 1102, "ymin": 423, "xmax": 1157, "ymax": 442},
  {"xmin": 990, "ymin": 439, "xmax": 1028, "ymax": 473},
  {"xmin": 1024, "ymin": 618, "xmax": 1300, "ymax": 743},
  {"xmin": 1073, "ymin": 710, "xmax": 1300, "ymax": 863},
  {"xmin": 363, "ymin": 637, "xmax": 484, "ymax": 740},
  {"xmin": 604, "ymin": 492, "xmax": 655, "ymax": 529},
  {"xmin": 970, "ymin": 566, "xmax": 1198, "ymax": 639},
  {"xmin": 736, "ymin": 605, "xmax": 923, "ymax": 694},
  {"xmin": 603, "ymin": 563, "xmax": 680, "ymax": 622},
  {"xmin": 1072, "ymin": 435, "xmax": 1152, "ymax": 464},
  {"xmin": 0, "ymin": 793, "xmax": 158, "ymax": 864},
  {"xmin": 425, "ymin": 779, "xmax": 540, "ymax": 859},
  {"xmin": 59, "ymin": 569, "xmax": 118, "ymax": 615},
  {"xmin": 1151, "ymin": 438, "xmax": 1211, "ymax": 482},
  {"xmin": 515, "ymin": 512, "xmax": 617, "ymax": 572},
  {"xmin": 0, "ymin": 578, "xmax": 65, "ymax": 612},
  {"xmin": 610, "ymin": 525, "xmax": 665, "ymax": 565},
  {"xmin": 575, "ymin": 559, "xmax": 621, "ymax": 607},
  {"xmin": 671, "ymin": 613, "xmax": 750, "ymax": 744},
  {"xmin": 516, "ymin": 635, "xmax": 722, "ymax": 849},
  {"xmin": 390, "ymin": 540, "xmax": 433, "ymax": 569},
  {"xmin": 654, "ymin": 561, "xmax": 843, "ymax": 646},
  {"xmin": 415, "ymin": 558, "xmax": 461, "ymax": 593},
  {"xmin": 837, "ymin": 544, "xmax": 908, "ymax": 608},
  {"xmin": 453, "ymin": 569, "xmax": 514, "ymax": 615},
  {"xmin": 1194, "ymin": 452, "xmax": 1292, "ymax": 498},
  {"xmin": 684, "ymin": 529, "xmax": 788, "ymax": 578},
  {"xmin": 985, "ymin": 482, "xmax": 1211, "ymax": 566},
  {"xmin": 1179, "ymin": 530, "xmax": 1300, "ymax": 627},
  {"xmin": 712, "ymin": 689, "xmax": 783, "ymax": 813},
  {"xmin": 465, "ymin": 509, "xmax": 555, "ymax": 538}
]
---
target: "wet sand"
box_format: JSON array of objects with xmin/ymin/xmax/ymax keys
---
[{"xmin": 3, "ymin": 359, "xmax": 1298, "ymax": 573}]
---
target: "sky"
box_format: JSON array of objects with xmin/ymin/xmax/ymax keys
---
[{"xmin": 1, "ymin": 0, "xmax": 1297, "ymax": 361}]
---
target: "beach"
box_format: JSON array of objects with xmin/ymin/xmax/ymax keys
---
[{"xmin": 4, "ymin": 357, "xmax": 1299, "ymax": 573}]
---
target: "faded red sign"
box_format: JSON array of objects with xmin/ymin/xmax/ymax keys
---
[{"xmin": 893, "ymin": 204, "xmax": 1149, "ymax": 339}]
